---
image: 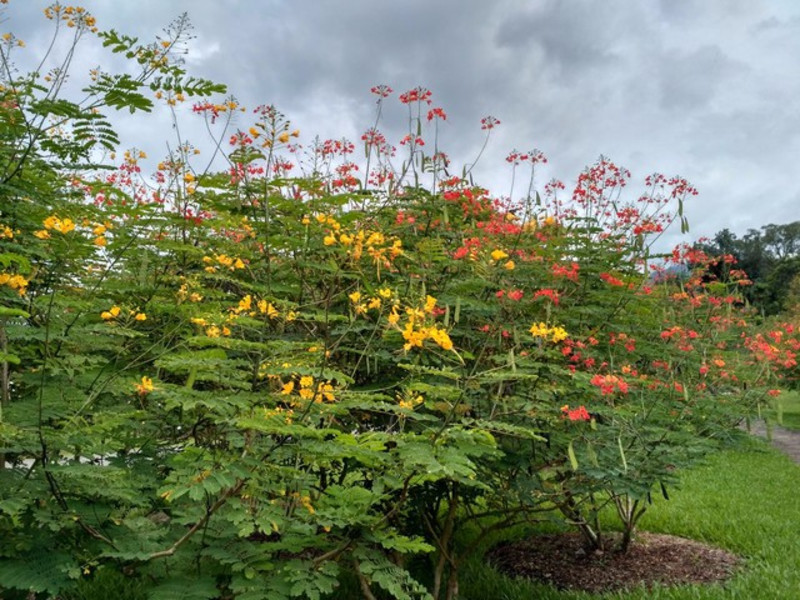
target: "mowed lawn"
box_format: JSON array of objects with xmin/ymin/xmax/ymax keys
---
[{"xmin": 767, "ymin": 389, "xmax": 800, "ymax": 431}]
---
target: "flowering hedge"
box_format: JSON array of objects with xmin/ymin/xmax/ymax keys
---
[{"xmin": 0, "ymin": 6, "xmax": 796, "ymax": 600}]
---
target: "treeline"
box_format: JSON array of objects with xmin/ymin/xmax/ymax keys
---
[{"xmin": 695, "ymin": 221, "xmax": 800, "ymax": 315}]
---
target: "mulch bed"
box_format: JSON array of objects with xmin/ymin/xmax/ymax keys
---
[{"xmin": 487, "ymin": 532, "xmax": 741, "ymax": 593}]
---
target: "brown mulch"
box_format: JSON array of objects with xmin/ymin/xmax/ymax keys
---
[{"xmin": 487, "ymin": 532, "xmax": 741, "ymax": 593}]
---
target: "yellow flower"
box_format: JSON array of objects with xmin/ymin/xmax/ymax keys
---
[
  {"xmin": 134, "ymin": 312, "xmax": 147, "ymax": 321},
  {"xmin": 135, "ymin": 376, "xmax": 154, "ymax": 395},
  {"xmin": 238, "ymin": 295, "xmax": 253, "ymax": 312},
  {"xmin": 281, "ymin": 381, "xmax": 295, "ymax": 395},
  {"xmin": 278, "ymin": 131, "xmax": 290, "ymax": 144},
  {"xmin": 301, "ymin": 216, "xmax": 310, "ymax": 226},
  {"xmin": 491, "ymin": 249, "xmax": 508, "ymax": 261},
  {"xmin": 378, "ymin": 287, "xmax": 392, "ymax": 299},
  {"xmin": 424, "ymin": 295, "xmax": 437, "ymax": 313},
  {"xmin": 348, "ymin": 291, "xmax": 362, "ymax": 303},
  {"xmin": 504, "ymin": 260, "xmax": 515, "ymax": 270},
  {"xmin": 429, "ymin": 328, "xmax": 454, "ymax": 351},
  {"xmin": 299, "ymin": 375, "xmax": 314, "ymax": 388},
  {"xmin": 529, "ymin": 322, "xmax": 548, "ymax": 338},
  {"xmin": 93, "ymin": 224, "xmax": 106, "ymax": 235},
  {"xmin": 529, "ymin": 322, "xmax": 568, "ymax": 343},
  {"xmin": 323, "ymin": 235, "xmax": 336, "ymax": 246},
  {"xmin": 205, "ymin": 325, "xmax": 221, "ymax": 338},
  {"xmin": 366, "ymin": 232, "xmax": 385, "ymax": 246},
  {"xmin": 315, "ymin": 382, "xmax": 335, "ymax": 403},
  {"xmin": 43, "ymin": 215, "xmax": 75, "ymax": 234},
  {"xmin": 259, "ymin": 302, "xmax": 279, "ymax": 319},
  {"xmin": 57, "ymin": 218, "xmax": 75, "ymax": 233},
  {"xmin": 101, "ymin": 306, "xmax": 121, "ymax": 320},
  {"xmin": 291, "ymin": 129, "xmax": 300, "ymax": 138},
  {"xmin": 387, "ymin": 309, "xmax": 400, "ymax": 325},
  {"xmin": 184, "ymin": 172, "xmax": 195, "ymax": 183},
  {"xmin": 94, "ymin": 236, "xmax": 107, "ymax": 247},
  {"xmin": 368, "ymin": 297, "xmax": 382, "ymax": 310},
  {"xmin": 0, "ymin": 273, "xmax": 28, "ymax": 295},
  {"xmin": 34, "ymin": 230, "xmax": 51, "ymax": 240}
]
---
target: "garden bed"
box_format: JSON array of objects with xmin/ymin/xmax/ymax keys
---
[{"xmin": 488, "ymin": 531, "xmax": 740, "ymax": 593}]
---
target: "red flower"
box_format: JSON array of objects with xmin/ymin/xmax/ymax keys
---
[
  {"xmin": 590, "ymin": 374, "xmax": 629, "ymax": 395},
  {"xmin": 561, "ymin": 405, "xmax": 591, "ymax": 421},
  {"xmin": 533, "ymin": 288, "xmax": 560, "ymax": 306},
  {"xmin": 427, "ymin": 107, "xmax": 447, "ymax": 121},
  {"xmin": 370, "ymin": 84, "xmax": 393, "ymax": 98},
  {"xmin": 480, "ymin": 115, "xmax": 500, "ymax": 130},
  {"xmin": 552, "ymin": 262, "xmax": 580, "ymax": 282},
  {"xmin": 399, "ymin": 86, "xmax": 432, "ymax": 104},
  {"xmin": 600, "ymin": 272, "xmax": 624, "ymax": 287},
  {"xmin": 400, "ymin": 134, "xmax": 425, "ymax": 147}
]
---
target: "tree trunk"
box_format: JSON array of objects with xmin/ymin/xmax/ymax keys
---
[
  {"xmin": 444, "ymin": 564, "xmax": 459, "ymax": 600},
  {"xmin": 353, "ymin": 558, "xmax": 377, "ymax": 600}
]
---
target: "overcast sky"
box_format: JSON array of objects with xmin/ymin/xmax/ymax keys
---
[{"xmin": 6, "ymin": 0, "xmax": 800, "ymax": 249}]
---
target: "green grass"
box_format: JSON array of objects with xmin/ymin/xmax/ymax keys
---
[
  {"xmin": 763, "ymin": 389, "xmax": 800, "ymax": 431},
  {"xmin": 49, "ymin": 438, "xmax": 800, "ymax": 600}
]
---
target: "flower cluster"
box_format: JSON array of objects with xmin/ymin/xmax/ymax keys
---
[
  {"xmin": 34, "ymin": 215, "xmax": 76, "ymax": 239},
  {"xmin": 0, "ymin": 272, "xmax": 28, "ymax": 295},
  {"xmin": 561, "ymin": 404, "xmax": 590, "ymax": 421},
  {"xmin": 280, "ymin": 374, "xmax": 336, "ymax": 404},
  {"xmin": 203, "ymin": 254, "xmax": 246, "ymax": 272},
  {"xmin": 590, "ymin": 374, "xmax": 630, "ymax": 395},
  {"xmin": 529, "ymin": 322, "xmax": 569, "ymax": 343}
]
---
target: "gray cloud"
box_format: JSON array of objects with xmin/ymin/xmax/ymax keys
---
[{"xmin": 5, "ymin": 0, "xmax": 800, "ymax": 247}]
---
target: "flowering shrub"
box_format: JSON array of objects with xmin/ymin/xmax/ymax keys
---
[{"xmin": 0, "ymin": 6, "xmax": 792, "ymax": 600}]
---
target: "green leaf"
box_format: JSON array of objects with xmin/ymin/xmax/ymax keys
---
[
  {"xmin": 567, "ymin": 440, "xmax": 578, "ymax": 471},
  {"xmin": 618, "ymin": 436, "xmax": 628, "ymax": 473}
]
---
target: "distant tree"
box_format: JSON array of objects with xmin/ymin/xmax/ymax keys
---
[
  {"xmin": 762, "ymin": 222, "xmax": 800, "ymax": 260},
  {"xmin": 695, "ymin": 221, "xmax": 800, "ymax": 315}
]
